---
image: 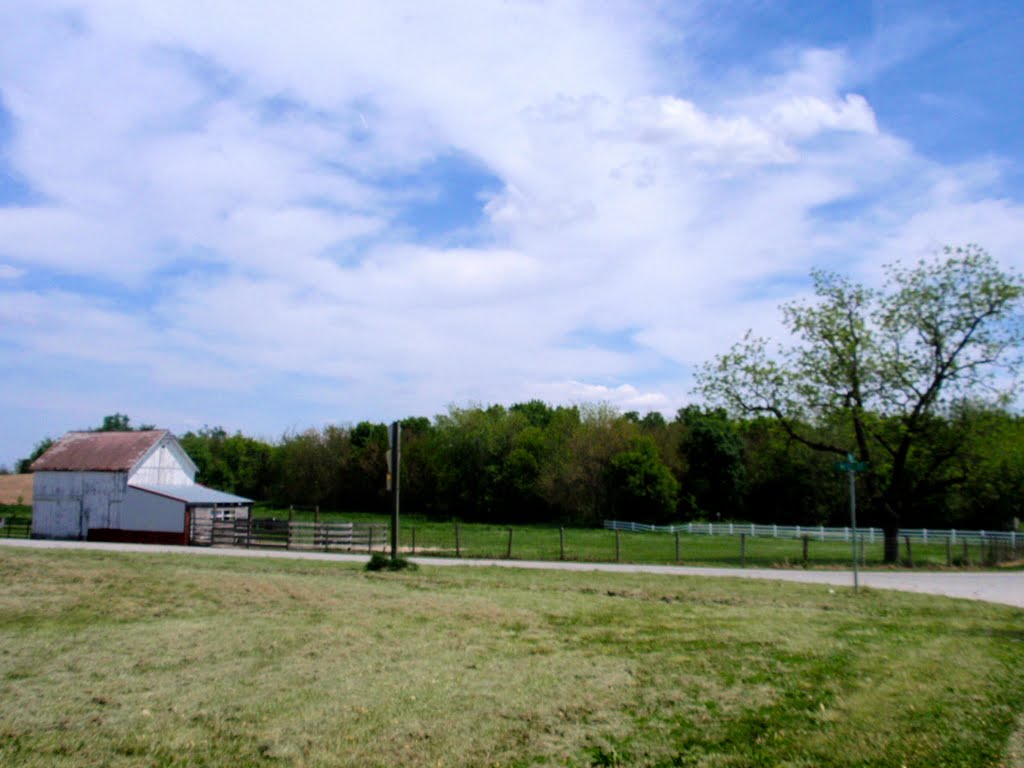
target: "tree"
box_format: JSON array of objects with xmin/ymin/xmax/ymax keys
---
[
  {"xmin": 697, "ymin": 246, "xmax": 1024, "ymax": 561},
  {"xmin": 676, "ymin": 406, "xmax": 747, "ymax": 520},
  {"xmin": 607, "ymin": 436, "xmax": 679, "ymax": 522},
  {"xmin": 16, "ymin": 437, "xmax": 54, "ymax": 473}
]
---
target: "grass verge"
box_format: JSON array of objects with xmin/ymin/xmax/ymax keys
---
[{"xmin": 1, "ymin": 547, "xmax": 1022, "ymax": 767}]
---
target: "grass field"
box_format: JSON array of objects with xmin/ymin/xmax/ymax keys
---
[
  {"xmin": 1, "ymin": 547, "xmax": 1022, "ymax": 767},
  {"xmin": 272, "ymin": 509, "xmax": 1003, "ymax": 569},
  {"xmin": 3, "ymin": 505, "xmax": 1014, "ymax": 568}
]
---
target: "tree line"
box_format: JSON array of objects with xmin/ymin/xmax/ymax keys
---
[{"xmin": 171, "ymin": 400, "xmax": 1023, "ymax": 533}]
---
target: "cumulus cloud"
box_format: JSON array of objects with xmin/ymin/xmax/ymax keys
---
[{"xmin": 0, "ymin": 0, "xmax": 1022, "ymax": 464}]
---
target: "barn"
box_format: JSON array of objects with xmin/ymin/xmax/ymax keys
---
[{"xmin": 31, "ymin": 430, "xmax": 252, "ymax": 544}]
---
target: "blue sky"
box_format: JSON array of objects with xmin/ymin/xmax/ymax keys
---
[{"xmin": 2, "ymin": 0, "xmax": 1024, "ymax": 467}]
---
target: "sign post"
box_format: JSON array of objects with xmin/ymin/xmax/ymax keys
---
[
  {"xmin": 388, "ymin": 421, "xmax": 401, "ymax": 560},
  {"xmin": 834, "ymin": 453, "xmax": 868, "ymax": 593}
]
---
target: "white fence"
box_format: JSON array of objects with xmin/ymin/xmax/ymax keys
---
[{"xmin": 603, "ymin": 520, "xmax": 1020, "ymax": 546}]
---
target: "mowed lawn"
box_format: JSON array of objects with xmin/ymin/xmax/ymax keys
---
[{"xmin": 0, "ymin": 549, "xmax": 1022, "ymax": 767}]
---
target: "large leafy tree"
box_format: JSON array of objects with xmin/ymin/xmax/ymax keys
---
[
  {"xmin": 607, "ymin": 436, "xmax": 679, "ymax": 523},
  {"xmin": 697, "ymin": 246, "xmax": 1023, "ymax": 561},
  {"xmin": 676, "ymin": 406, "xmax": 747, "ymax": 520}
]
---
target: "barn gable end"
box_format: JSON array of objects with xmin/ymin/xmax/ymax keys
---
[{"xmin": 129, "ymin": 437, "xmax": 196, "ymax": 487}]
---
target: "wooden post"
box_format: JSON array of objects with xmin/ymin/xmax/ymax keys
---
[
  {"xmin": 506, "ymin": 528, "xmax": 513, "ymax": 559},
  {"xmin": 674, "ymin": 531, "xmax": 680, "ymax": 563},
  {"xmin": 559, "ymin": 527, "xmax": 565, "ymax": 561},
  {"xmin": 456, "ymin": 524, "xmax": 461, "ymax": 557},
  {"xmin": 368, "ymin": 525, "xmax": 374, "ymax": 553},
  {"xmin": 411, "ymin": 526, "xmax": 417, "ymax": 555},
  {"xmin": 314, "ymin": 504, "xmax": 319, "ymax": 524},
  {"xmin": 904, "ymin": 535, "xmax": 913, "ymax": 568},
  {"xmin": 802, "ymin": 535, "xmax": 809, "ymax": 565},
  {"xmin": 288, "ymin": 504, "xmax": 293, "ymax": 522},
  {"xmin": 389, "ymin": 421, "xmax": 401, "ymax": 561},
  {"xmin": 946, "ymin": 536, "xmax": 952, "ymax": 567},
  {"xmin": 615, "ymin": 529, "xmax": 621, "ymax": 562},
  {"xmin": 740, "ymin": 533, "xmax": 746, "ymax": 567}
]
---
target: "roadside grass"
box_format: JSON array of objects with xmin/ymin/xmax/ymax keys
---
[
  {"xmin": 1, "ymin": 547, "xmax": 1022, "ymax": 767},
  {"xmin": 270, "ymin": 508, "xmax": 986, "ymax": 568}
]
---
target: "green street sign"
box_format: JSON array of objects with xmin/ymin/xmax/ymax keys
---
[{"xmin": 834, "ymin": 453, "xmax": 869, "ymax": 473}]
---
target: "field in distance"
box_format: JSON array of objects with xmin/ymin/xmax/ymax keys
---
[{"xmin": 0, "ymin": 548, "xmax": 1022, "ymax": 767}]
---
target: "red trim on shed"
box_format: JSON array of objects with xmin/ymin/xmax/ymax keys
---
[{"xmin": 87, "ymin": 528, "xmax": 187, "ymax": 546}]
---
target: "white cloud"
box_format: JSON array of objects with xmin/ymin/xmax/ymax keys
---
[{"xmin": 0, "ymin": 0, "xmax": 1021, "ymax": 465}]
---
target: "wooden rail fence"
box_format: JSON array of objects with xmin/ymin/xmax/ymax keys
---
[{"xmin": 189, "ymin": 518, "xmax": 388, "ymax": 552}]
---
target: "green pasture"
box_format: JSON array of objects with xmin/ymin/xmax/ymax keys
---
[
  {"xmin": 2, "ymin": 503, "xmax": 1011, "ymax": 567},
  {"xmin": 0, "ymin": 547, "xmax": 1022, "ymax": 767},
  {"xmin": 269, "ymin": 508, "xmax": 994, "ymax": 568}
]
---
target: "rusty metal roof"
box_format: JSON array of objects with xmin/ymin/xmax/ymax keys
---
[{"xmin": 31, "ymin": 431, "xmax": 170, "ymax": 472}]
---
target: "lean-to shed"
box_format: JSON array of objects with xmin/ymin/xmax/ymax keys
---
[{"xmin": 31, "ymin": 430, "xmax": 251, "ymax": 544}]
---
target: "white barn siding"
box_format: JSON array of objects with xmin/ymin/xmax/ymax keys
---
[
  {"xmin": 32, "ymin": 471, "xmax": 128, "ymax": 539},
  {"xmin": 130, "ymin": 441, "xmax": 194, "ymax": 486},
  {"xmin": 124, "ymin": 488, "xmax": 186, "ymax": 533}
]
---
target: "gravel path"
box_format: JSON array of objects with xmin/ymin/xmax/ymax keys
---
[{"xmin": 2, "ymin": 538, "xmax": 1022, "ymax": 608}]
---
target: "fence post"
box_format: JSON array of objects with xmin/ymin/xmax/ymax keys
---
[
  {"xmin": 615, "ymin": 529, "xmax": 621, "ymax": 562},
  {"xmin": 507, "ymin": 528, "xmax": 513, "ymax": 559},
  {"xmin": 411, "ymin": 526, "xmax": 417, "ymax": 555},
  {"xmin": 288, "ymin": 504, "xmax": 293, "ymax": 522},
  {"xmin": 559, "ymin": 527, "xmax": 565, "ymax": 561},
  {"xmin": 904, "ymin": 535, "xmax": 913, "ymax": 568},
  {"xmin": 368, "ymin": 525, "xmax": 374, "ymax": 553},
  {"xmin": 455, "ymin": 524, "xmax": 461, "ymax": 557},
  {"xmin": 946, "ymin": 536, "xmax": 952, "ymax": 567},
  {"xmin": 773, "ymin": 524, "xmax": 778, "ymax": 537},
  {"xmin": 315, "ymin": 505, "xmax": 319, "ymax": 524},
  {"xmin": 674, "ymin": 531, "xmax": 680, "ymax": 563},
  {"xmin": 802, "ymin": 535, "xmax": 809, "ymax": 565},
  {"xmin": 740, "ymin": 533, "xmax": 747, "ymax": 567},
  {"xmin": 923, "ymin": 528, "xmax": 928, "ymax": 544}
]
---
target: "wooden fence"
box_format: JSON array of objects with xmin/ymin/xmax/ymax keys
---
[
  {"xmin": 189, "ymin": 517, "xmax": 388, "ymax": 552},
  {"xmin": 0, "ymin": 516, "xmax": 31, "ymax": 538}
]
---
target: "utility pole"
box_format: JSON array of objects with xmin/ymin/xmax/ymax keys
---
[{"xmin": 388, "ymin": 421, "xmax": 401, "ymax": 560}]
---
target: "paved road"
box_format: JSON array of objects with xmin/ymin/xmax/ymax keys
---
[{"xmin": 2, "ymin": 538, "xmax": 1022, "ymax": 608}]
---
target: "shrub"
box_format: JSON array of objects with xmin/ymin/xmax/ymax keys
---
[{"xmin": 365, "ymin": 553, "xmax": 418, "ymax": 572}]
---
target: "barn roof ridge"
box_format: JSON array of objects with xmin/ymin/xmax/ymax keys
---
[{"xmin": 30, "ymin": 429, "xmax": 180, "ymax": 473}]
